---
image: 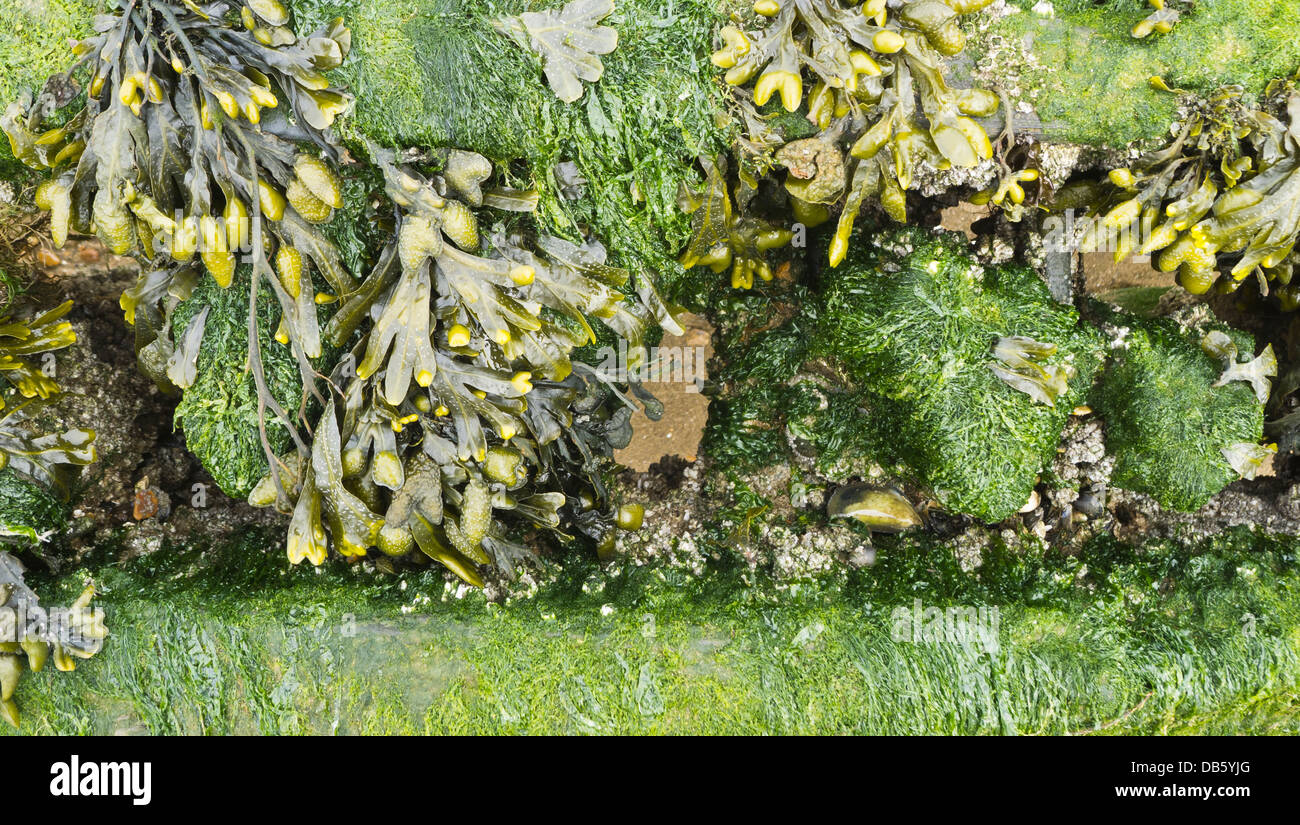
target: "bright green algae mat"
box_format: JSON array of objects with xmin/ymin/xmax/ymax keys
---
[
  {"xmin": 4, "ymin": 525, "xmax": 1300, "ymax": 735},
  {"xmin": 977, "ymin": 0, "xmax": 1300, "ymax": 147},
  {"xmin": 0, "ymin": 0, "xmax": 98, "ymax": 106},
  {"xmin": 291, "ymin": 0, "xmax": 738, "ymax": 291},
  {"xmin": 0, "ymin": 468, "xmax": 67, "ymax": 544},
  {"xmin": 0, "ymin": 0, "xmax": 98, "ymax": 180}
]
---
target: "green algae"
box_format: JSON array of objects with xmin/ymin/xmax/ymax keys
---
[
  {"xmin": 171, "ymin": 269, "xmax": 321, "ymax": 500},
  {"xmin": 3, "ymin": 522, "xmax": 1299, "ymax": 735},
  {"xmin": 0, "ymin": 0, "xmax": 98, "ymax": 179},
  {"xmin": 818, "ymin": 227, "xmax": 1105, "ymax": 521},
  {"xmin": 0, "ymin": 0, "xmax": 736, "ymax": 294},
  {"xmin": 0, "ymin": 0, "xmax": 98, "ymax": 104},
  {"xmin": 1092, "ymin": 308, "xmax": 1266, "ymax": 512},
  {"xmin": 977, "ymin": 0, "xmax": 1300, "ymax": 148},
  {"xmin": 0, "ymin": 0, "xmax": 1297, "ymax": 737},
  {"xmin": 0, "ymin": 466, "xmax": 66, "ymax": 544},
  {"xmin": 292, "ymin": 0, "xmax": 739, "ymax": 294}
]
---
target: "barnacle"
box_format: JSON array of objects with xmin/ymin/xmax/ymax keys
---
[
  {"xmin": 251, "ymin": 145, "xmax": 674, "ymax": 583},
  {"xmin": 1079, "ymin": 84, "xmax": 1300, "ymax": 302},
  {"xmin": 0, "ymin": 554, "xmax": 106, "ymax": 727}
]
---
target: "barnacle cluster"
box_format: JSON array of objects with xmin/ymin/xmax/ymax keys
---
[
  {"xmin": 248, "ymin": 145, "xmax": 673, "ymax": 582},
  {"xmin": 1079, "ymin": 83, "xmax": 1300, "ymax": 302},
  {"xmin": 703, "ymin": 0, "xmax": 1002, "ymax": 276}
]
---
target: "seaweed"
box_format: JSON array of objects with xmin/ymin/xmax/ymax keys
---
[
  {"xmin": 0, "ymin": 299, "xmax": 102, "ymax": 727},
  {"xmin": 2, "ymin": 0, "xmax": 360, "ymax": 502},
  {"xmin": 0, "ymin": 301, "xmax": 96, "ymax": 496},
  {"xmin": 676, "ymin": 153, "xmax": 793, "ymax": 289},
  {"xmin": 0, "ymin": 553, "xmax": 105, "ymax": 727},
  {"xmin": 0, "ymin": 469, "xmax": 68, "ymax": 546},
  {"xmin": 1092, "ymin": 308, "xmax": 1267, "ymax": 512},
  {"xmin": 247, "ymin": 143, "xmax": 677, "ymax": 582},
  {"xmin": 817, "ymin": 226, "xmax": 1104, "ymax": 521},
  {"xmin": 293, "ymin": 0, "xmax": 735, "ymax": 296},
  {"xmin": 1076, "ymin": 81, "xmax": 1300, "ymax": 302},
  {"xmin": 4, "ymin": 2, "xmax": 681, "ymax": 587},
  {"xmin": 493, "ymin": 0, "xmax": 619, "ymax": 103},
  {"xmin": 171, "ymin": 267, "xmax": 323, "ymax": 498},
  {"xmin": 704, "ymin": 0, "xmax": 1003, "ymax": 273},
  {"xmin": 1128, "ymin": 0, "xmax": 1192, "ymax": 39}
]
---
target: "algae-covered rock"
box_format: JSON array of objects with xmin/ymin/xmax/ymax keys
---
[
  {"xmin": 1092, "ymin": 310, "xmax": 1266, "ymax": 512},
  {"xmin": 2, "ymin": 0, "xmax": 735, "ymax": 289},
  {"xmin": 293, "ymin": 0, "xmax": 737, "ymax": 293},
  {"xmin": 697, "ymin": 289, "xmax": 889, "ymax": 480},
  {"xmin": 0, "ymin": 467, "xmax": 67, "ymax": 544},
  {"xmin": 818, "ymin": 227, "xmax": 1104, "ymax": 522},
  {"xmin": 704, "ymin": 311, "xmax": 816, "ymax": 469},
  {"xmin": 171, "ymin": 268, "xmax": 328, "ymax": 500},
  {"xmin": 972, "ymin": 0, "xmax": 1300, "ymax": 148}
]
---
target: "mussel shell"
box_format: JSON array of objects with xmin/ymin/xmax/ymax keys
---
[{"xmin": 827, "ymin": 484, "xmax": 922, "ymax": 533}]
